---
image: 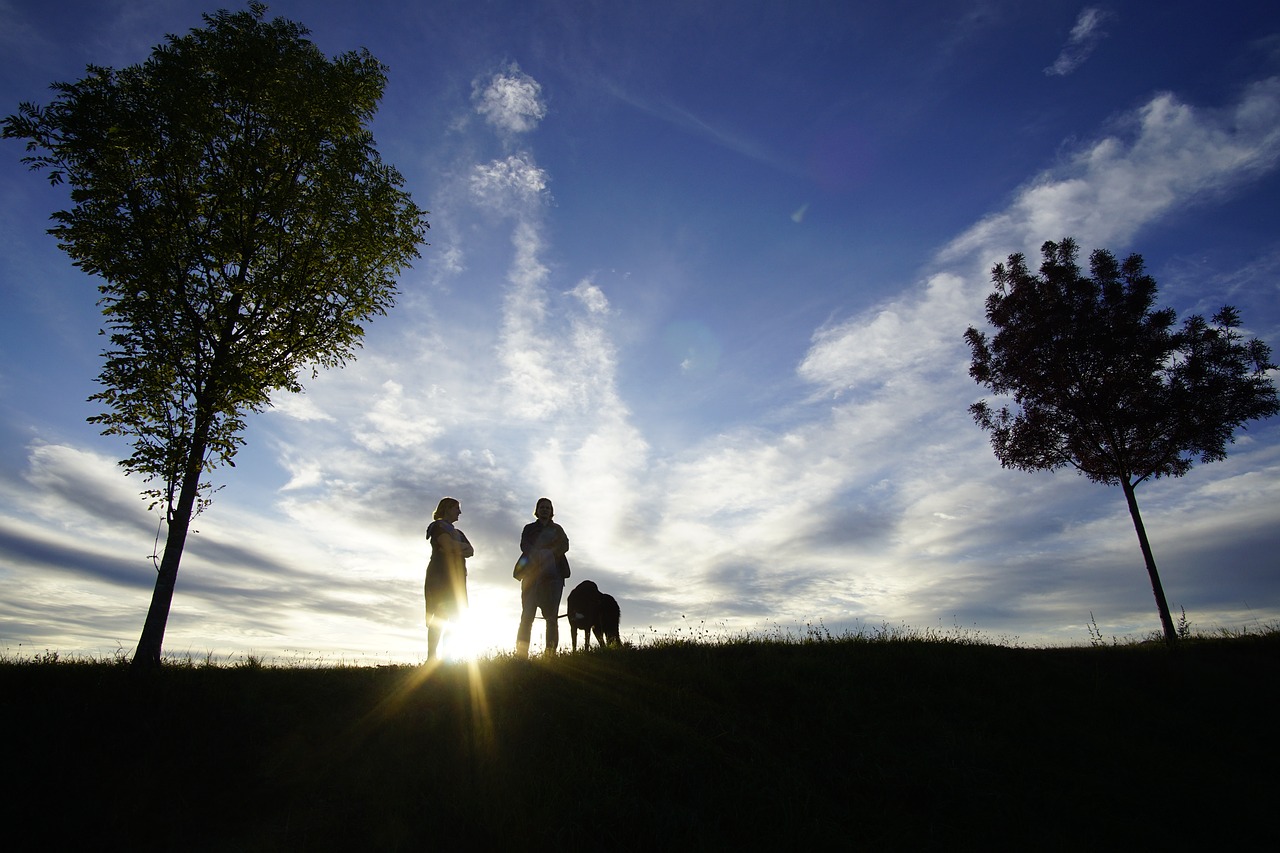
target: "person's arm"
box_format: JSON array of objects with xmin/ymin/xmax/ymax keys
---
[
  {"xmin": 554, "ymin": 524, "xmax": 571, "ymax": 578},
  {"xmin": 427, "ymin": 523, "xmax": 446, "ymax": 551},
  {"xmin": 430, "ymin": 521, "xmax": 466, "ymax": 559}
]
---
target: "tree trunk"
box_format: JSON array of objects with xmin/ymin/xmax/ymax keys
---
[
  {"xmin": 133, "ymin": 304, "xmax": 238, "ymax": 671},
  {"xmin": 131, "ymin": 426, "xmax": 211, "ymax": 670},
  {"xmin": 1120, "ymin": 478, "xmax": 1177, "ymax": 646}
]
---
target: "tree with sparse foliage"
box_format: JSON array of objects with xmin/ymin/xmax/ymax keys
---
[
  {"xmin": 965, "ymin": 238, "xmax": 1278, "ymax": 645},
  {"xmin": 2, "ymin": 3, "xmax": 428, "ymax": 668}
]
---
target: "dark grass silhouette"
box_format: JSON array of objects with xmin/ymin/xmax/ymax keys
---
[
  {"xmin": 566, "ymin": 579, "xmax": 621, "ymax": 650},
  {"xmin": 4, "ymin": 629, "xmax": 1277, "ymax": 849}
]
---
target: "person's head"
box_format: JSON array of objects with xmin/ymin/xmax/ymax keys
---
[
  {"xmin": 434, "ymin": 497, "xmax": 461, "ymax": 521},
  {"xmin": 534, "ymin": 497, "xmax": 554, "ymax": 520}
]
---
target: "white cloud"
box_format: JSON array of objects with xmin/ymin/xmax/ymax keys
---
[
  {"xmin": 943, "ymin": 78, "xmax": 1280, "ymax": 262},
  {"xmin": 269, "ymin": 393, "xmax": 335, "ymax": 423},
  {"xmin": 244, "ymin": 58, "xmax": 1280, "ymax": 645},
  {"xmin": 470, "ymin": 154, "xmax": 550, "ymax": 211},
  {"xmin": 1045, "ymin": 7, "xmax": 1113, "ymax": 77},
  {"xmin": 650, "ymin": 75, "xmax": 1280, "ymax": 638},
  {"xmin": 15, "ymin": 443, "xmax": 156, "ymax": 537},
  {"xmin": 570, "ymin": 278, "xmax": 610, "ymax": 315},
  {"xmin": 798, "ymin": 272, "xmax": 970, "ymax": 398},
  {"xmin": 436, "ymin": 244, "xmax": 466, "ymax": 277},
  {"xmin": 472, "ymin": 62, "xmax": 547, "ymax": 135},
  {"xmin": 798, "ymin": 79, "xmax": 1280, "ymax": 466},
  {"xmin": 7, "ymin": 62, "xmax": 1280, "ymax": 661},
  {"xmin": 497, "ymin": 221, "xmax": 567, "ymax": 420},
  {"xmin": 354, "ymin": 379, "xmax": 444, "ymax": 453}
]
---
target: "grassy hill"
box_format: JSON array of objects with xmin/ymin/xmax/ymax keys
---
[{"xmin": 4, "ymin": 629, "xmax": 1277, "ymax": 850}]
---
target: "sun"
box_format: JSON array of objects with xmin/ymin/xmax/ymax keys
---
[{"xmin": 436, "ymin": 607, "xmax": 506, "ymax": 662}]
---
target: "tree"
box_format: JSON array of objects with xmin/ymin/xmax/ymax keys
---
[
  {"xmin": 965, "ymin": 238, "xmax": 1278, "ymax": 645},
  {"xmin": 2, "ymin": 3, "xmax": 428, "ymax": 668}
]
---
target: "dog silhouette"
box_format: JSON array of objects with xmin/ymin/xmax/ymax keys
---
[{"xmin": 566, "ymin": 580, "xmax": 620, "ymax": 650}]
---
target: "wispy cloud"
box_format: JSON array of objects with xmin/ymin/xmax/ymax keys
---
[
  {"xmin": 5, "ymin": 68, "xmax": 1280, "ymax": 660},
  {"xmin": 771, "ymin": 76, "xmax": 1280, "ymax": 635},
  {"xmin": 947, "ymin": 78, "xmax": 1280, "ymax": 262},
  {"xmin": 601, "ymin": 78, "xmax": 801, "ymax": 178},
  {"xmin": 638, "ymin": 75, "xmax": 1280, "ymax": 638},
  {"xmin": 1045, "ymin": 7, "xmax": 1113, "ymax": 77},
  {"xmin": 798, "ymin": 79, "xmax": 1280, "ymax": 448}
]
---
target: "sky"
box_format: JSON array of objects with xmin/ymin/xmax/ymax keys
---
[{"xmin": 2, "ymin": 0, "xmax": 1279, "ymax": 662}]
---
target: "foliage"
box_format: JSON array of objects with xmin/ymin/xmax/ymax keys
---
[
  {"xmin": 1086, "ymin": 611, "xmax": 1112, "ymax": 647},
  {"xmin": 3, "ymin": 2, "xmax": 426, "ymax": 514},
  {"xmin": 965, "ymin": 238, "xmax": 1277, "ymax": 486},
  {"xmin": 2, "ymin": 3, "xmax": 427, "ymax": 666},
  {"xmin": 965, "ymin": 238, "xmax": 1278, "ymax": 644}
]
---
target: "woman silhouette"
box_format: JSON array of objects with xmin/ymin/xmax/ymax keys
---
[{"xmin": 424, "ymin": 497, "xmax": 473, "ymax": 660}]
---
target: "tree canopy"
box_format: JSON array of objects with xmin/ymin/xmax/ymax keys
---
[
  {"xmin": 2, "ymin": 2, "xmax": 428, "ymax": 667},
  {"xmin": 965, "ymin": 238, "xmax": 1278, "ymax": 644}
]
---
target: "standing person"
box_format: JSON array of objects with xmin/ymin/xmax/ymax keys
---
[
  {"xmin": 425, "ymin": 497, "xmax": 473, "ymax": 660},
  {"xmin": 514, "ymin": 497, "xmax": 571, "ymax": 658}
]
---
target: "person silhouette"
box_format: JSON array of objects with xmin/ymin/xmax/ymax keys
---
[
  {"xmin": 514, "ymin": 497, "xmax": 571, "ymax": 658},
  {"xmin": 424, "ymin": 497, "xmax": 473, "ymax": 660}
]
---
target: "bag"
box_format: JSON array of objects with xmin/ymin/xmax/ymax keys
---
[
  {"xmin": 533, "ymin": 525, "xmax": 570, "ymax": 579},
  {"xmin": 513, "ymin": 554, "xmax": 530, "ymax": 580}
]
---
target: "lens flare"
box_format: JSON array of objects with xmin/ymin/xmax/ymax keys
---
[{"xmin": 437, "ymin": 608, "xmax": 505, "ymax": 663}]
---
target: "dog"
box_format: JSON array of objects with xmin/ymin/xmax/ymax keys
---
[{"xmin": 566, "ymin": 580, "xmax": 620, "ymax": 650}]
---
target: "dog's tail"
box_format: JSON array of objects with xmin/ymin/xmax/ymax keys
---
[{"xmin": 539, "ymin": 613, "xmax": 570, "ymax": 620}]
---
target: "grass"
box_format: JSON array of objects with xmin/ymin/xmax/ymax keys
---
[{"xmin": 3, "ymin": 625, "xmax": 1277, "ymax": 850}]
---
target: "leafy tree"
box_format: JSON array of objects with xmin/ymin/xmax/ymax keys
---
[
  {"xmin": 965, "ymin": 238, "xmax": 1278, "ymax": 645},
  {"xmin": 2, "ymin": 3, "xmax": 428, "ymax": 668}
]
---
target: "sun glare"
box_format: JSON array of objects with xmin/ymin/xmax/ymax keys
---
[{"xmin": 437, "ymin": 608, "xmax": 505, "ymax": 662}]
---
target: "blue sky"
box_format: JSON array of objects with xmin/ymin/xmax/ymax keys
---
[{"xmin": 2, "ymin": 0, "xmax": 1279, "ymax": 661}]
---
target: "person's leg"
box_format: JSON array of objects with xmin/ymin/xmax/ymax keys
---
[
  {"xmin": 425, "ymin": 586, "xmax": 435, "ymax": 658},
  {"xmin": 516, "ymin": 582, "xmax": 537, "ymax": 658},
  {"xmin": 427, "ymin": 620, "xmax": 442, "ymax": 659},
  {"xmin": 540, "ymin": 578, "xmax": 565, "ymax": 654}
]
